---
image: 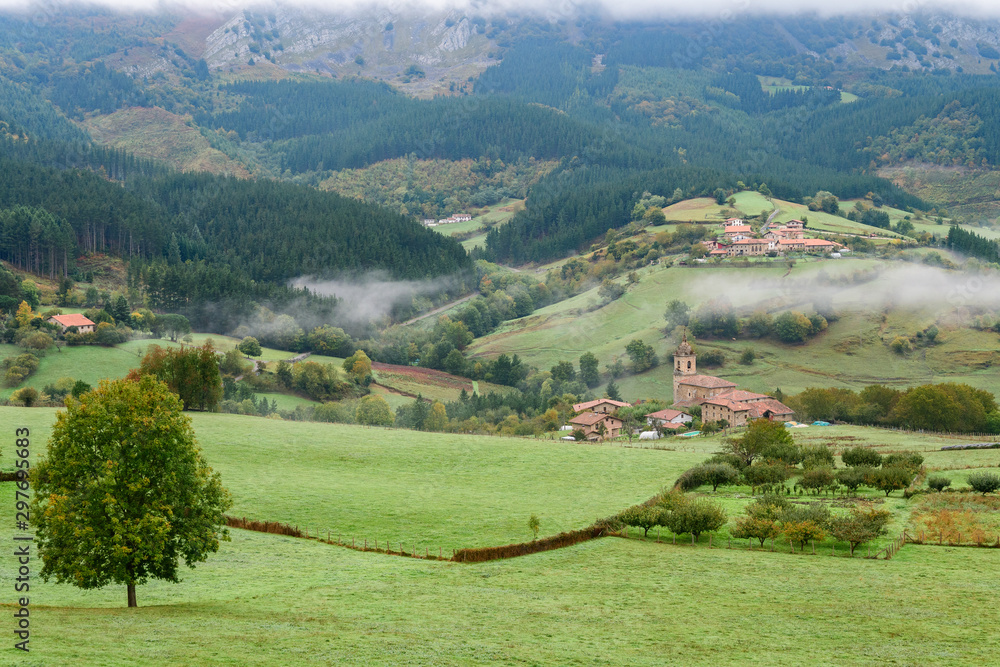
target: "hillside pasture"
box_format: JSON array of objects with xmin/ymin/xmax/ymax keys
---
[{"xmin": 0, "ymin": 407, "xmax": 702, "ymax": 551}]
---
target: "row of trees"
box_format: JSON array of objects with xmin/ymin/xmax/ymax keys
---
[{"xmin": 786, "ymin": 382, "xmax": 1000, "ymax": 433}]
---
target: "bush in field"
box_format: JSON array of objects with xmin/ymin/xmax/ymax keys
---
[
  {"xmin": 782, "ymin": 502, "xmax": 831, "ymax": 527},
  {"xmin": 675, "ymin": 466, "xmax": 707, "ymax": 491},
  {"xmin": 841, "ymin": 446, "xmax": 882, "ymax": 468},
  {"xmin": 10, "ymin": 386, "xmax": 40, "ymax": 407},
  {"xmin": 663, "ymin": 498, "xmax": 727, "ymax": 540},
  {"xmin": 927, "ymin": 476, "xmax": 952, "ymax": 492},
  {"xmin": 967, "ymin": 471, "xmax": 1000, "ymax": 495},
  {"xmin": 731, "ymin": 495, "xmax": 788, "ymax": 547},
  {"xmin": 836, "ymin": 466, "xmax": 872, "ymax": 493},
  {"xmin": 867, "ymin": 465, "xmax": 916, "ymax": 497},
  {"xmin": 798, "ymin": 467, "xmax": 835, "ymax": 495}
]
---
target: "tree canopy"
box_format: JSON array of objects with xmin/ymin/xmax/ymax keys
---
[{"xmin": 31, "ymin": 376, "xmax": 232, "ymax": 607}]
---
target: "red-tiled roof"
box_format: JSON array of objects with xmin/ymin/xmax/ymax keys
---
[
  {"xmin": 572, "ymin": 398, "xmax": 631, "ymax": 412},
  {"xmin": 731, "ymin": 238, "xmax": 767, "ymax": 245},
  {"xmin": 646, "ymin": 408, "xmax": 687, "ymax": 421},
  {"xmin": 748, "ymin": 399, "xmax": 796, "ymax": 418},
  {"xmin": 569, "ymin": 412, "xmax": 622, "ymax": 426},
  {"xmin": 710, "ymin": 389, "xmax": 770, "ymax": 403},
  {"xmin": 724, "ymin": 226, "xmax": 752, "ymax": 234},
  {"xmin": 675, "ymin": 374, "xmax": 738, "ymax": 389},
  {"xmin": 802, "ymin": 238, "xmax": 840, "ymax": 247},
  {"xmin": 49, "ymin": 313, "xmax": 95, "ymax": 327}
]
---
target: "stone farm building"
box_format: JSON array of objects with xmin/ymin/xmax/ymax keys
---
[
  {"xmin": 569, "ymin": 411, "xmax": 624, "ymax": 441},
  {"xmin": 47, "ymin": 313, "xmax": 96, "ymax": 333},
  {"xmin": 572, "ymin": 398, "xmax": 632, "ymax": 414},
  {"xmin": 671, "ymin": 337, "xmax": 794, "ymax": 426}
]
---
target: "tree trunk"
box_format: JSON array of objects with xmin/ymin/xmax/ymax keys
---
[{"xmin": 127, "ymin": 583, "xmax": 137, "ymax": 608}]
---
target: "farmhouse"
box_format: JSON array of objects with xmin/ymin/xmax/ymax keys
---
[
  {"xmin": 569, "ymin": 411, "xmax": 623, "ymax": 440},
  {"xmin": 572, "ymin": 398, "xmax": 631, "ymax": 414},
  {"xmin": 723, "ymin": 225, "xmax": 753, "ymax": 240},
  {"xmin": 48, "ymin": 313, "xmax": 96, "ymax": 333},
  {"xmin": 700, "ymin": 390, "xmax": 795, "ymax": 428},
  {"xmin": 645, "ymin": 407, "xmax": 693, "ymax": 430},
  {"xmin": 727, "ymin": 238, "xmax": 769, "ymax": 256}
]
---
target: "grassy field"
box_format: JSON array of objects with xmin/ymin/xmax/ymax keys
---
[
  {"xmin": 2, "ymin": 409, "xmax": 999, "ymax": 664},
  {"xmin": 0, "ymin": 408, "xmax": 702, "ymax": 551},
  {"xmin": 0, "ymin": 525, "xmax": 996, "ymax": 665},
  {"xmin": 0, "ymin": 343, "xmax": 141, "ymax": 401}
]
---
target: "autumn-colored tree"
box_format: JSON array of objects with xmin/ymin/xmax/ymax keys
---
[
  {"xmin": 424, "ymin": 401, "xmax": 448, "ymax": 431},
  {"xmin": 15, "ymin": 300, "xmax": 34, "ymax": 327},
  {"xmin": 31, "ymin": 376, "xmax": 231, "ymax": 607},
  {"xmin": 343, "ymin": 349, "xmax": 373, "ymax": 383}
]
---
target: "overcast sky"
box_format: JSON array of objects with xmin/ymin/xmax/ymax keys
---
[{"xmin": 1, "ymin": 0, "xmax": 1000, "ymax": 19}]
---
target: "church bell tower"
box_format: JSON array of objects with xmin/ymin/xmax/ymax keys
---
[{"xmin": 673, "ymin": 335, "xmax": 696, "ymax": 400}]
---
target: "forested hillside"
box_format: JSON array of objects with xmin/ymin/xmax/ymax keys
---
[{"xmin": 2, "ymin": 6, "xmax": 1000, "ymax": 296}]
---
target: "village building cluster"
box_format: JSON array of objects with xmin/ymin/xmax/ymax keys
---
[
  {"xmin": 568, "ymin": 337, "xmax": 794, "ymax": 440},
  {"xmin": 706, "ymin": 218, "xmax": 842, "ymax": 258},
  {"xmin": 422, "ymin": 214, "xmax": 473, "ymax": 227}
]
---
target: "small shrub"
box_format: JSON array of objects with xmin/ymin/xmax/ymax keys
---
[
  {"xmin": 927, "ymin": 476, "xmax": 952, "ymax": 492},
  {"xmin": 967, "ymin": 471, "xmax": 1000, "ymax": 495}
]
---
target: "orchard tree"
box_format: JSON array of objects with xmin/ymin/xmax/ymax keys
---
[
  {"xmin": 828, "ymin": 505, "xmax": 891, "ymax": 556},
  {"xmin": 731, "ymin": 515, "xmax": 781, "ymax": 547},
  {"xmin": 31, "ymin": 377, "xmax": 231, "ymax": 608},
  {"xmin": 841, "ymin": 446, "xmax": 883, "ymax": 468},
  {"xmin": 868, "ymin": 465, "xmax": 915, "ymax": 496},
  {"xmin": 699, "ymin": 463, "xmax": 740, "ymax": 491},
  {"xmin": 725, "ymin": 418, "xmax": 795, "ymax": 467},
  {"xmin": 663, "ymin": 498, "xmax": 727, "ymax": 540}
]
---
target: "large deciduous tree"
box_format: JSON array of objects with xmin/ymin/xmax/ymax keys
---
[{"xmin": 31, "ymin": 376, "xmax": 232, "ymax": 608}]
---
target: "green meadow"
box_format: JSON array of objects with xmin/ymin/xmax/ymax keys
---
[
  {"xmin": 0, "ymin": 408, "xmax": 703, "ymax": 551},
  {"xmin": 1, "ymin": 408, "xmax": 999, "ymax": 665}
]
